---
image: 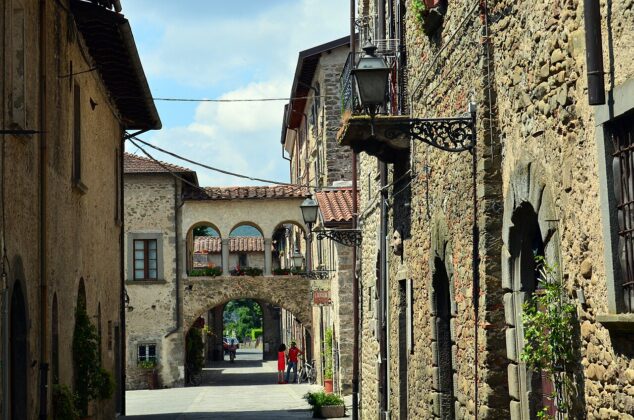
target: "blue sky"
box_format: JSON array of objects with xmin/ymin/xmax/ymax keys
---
[{"xmin": 123, "ymin": 1, "xmax": 350, "ymax": 186}]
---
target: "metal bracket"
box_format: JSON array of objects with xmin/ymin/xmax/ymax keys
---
[
  {"xmin": 315, "ymin": 229, "xmax": 362, "ymax": 247},
  {"xmin": 300, "ymin": 270, "xmax": 331, "ymax": 280},
  {"xmin": 384, "ymin": 115, "xmax": 476, "ymax": 153}
]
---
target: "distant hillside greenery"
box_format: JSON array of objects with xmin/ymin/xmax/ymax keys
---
[
  {"xmin": 223, "ymin": 299, "xmax": 262, "ymax": 341},
  {"xmin": 193, "ymin": 225, "xmax": 262, "ymax": 238}
]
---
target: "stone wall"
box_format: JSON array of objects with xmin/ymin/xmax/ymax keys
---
[
  {"xmin": 353, "ymin": 0, "xmax": 634, "ymax": 419},
  {"xmin": 0, "ymin": 1, "xmax": 126, "ymax": 417}
]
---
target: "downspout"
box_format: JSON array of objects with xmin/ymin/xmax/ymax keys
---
[
  {"xmin": 350, "ymin": 0, "xmax": 360, "ymax": 418},
  {"xmin": 165, "ymin": 177, "xmax": 182, "ymax": 337},
  {"xmin": 118, "ymin": 132, "xmax": 126, "ymax": 415},
  {"xmin": 38, "ymin": 1, "xmax": 50, "ymax": 418},
  {"xmin": 378, "ymin": 162, "xmax": 388, "ymax": 419},
  {"xmin": 583, "ymin": 0, "xmax": 605, "ymax": 105}
]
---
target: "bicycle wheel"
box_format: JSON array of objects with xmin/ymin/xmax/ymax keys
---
[{"xmin": 308, "ymin": 368, "xmax": 316, "ymax": 384}]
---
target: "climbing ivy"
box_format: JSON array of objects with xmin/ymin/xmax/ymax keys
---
[{"xmin": 520, "ymin": 256, "xmax": 577, "ymax": 418}]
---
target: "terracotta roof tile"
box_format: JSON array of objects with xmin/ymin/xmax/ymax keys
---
[
  {"xmin": 315, "ymin": 188, "xmax": 356, "ymax": 226},
  {"xmin": 194, "ymin": 236, "xmax": 267, "ymax": 253},
  {"xmin": 187, "ymin": 185, "xmax": 310, "ymax": 200},
  {"xmin": 124, "ymin": 152, "xmax": 194, "ymax": 174}
]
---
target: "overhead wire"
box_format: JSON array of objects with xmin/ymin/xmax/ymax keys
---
[{"xmin": 127, "ymin": 134, "xmax": 321, "ymax": 190}]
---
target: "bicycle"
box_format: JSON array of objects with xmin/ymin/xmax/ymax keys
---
[
  {"xmin": 185, "ymin": 363, "xmax": 202, "ymax": 386},
  {"xmin": 297, "ymin": 358, "xmax": 317, "ymax": 384}
]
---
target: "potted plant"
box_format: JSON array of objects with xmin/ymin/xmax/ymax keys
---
[
  {"xmin": 138, "ymin": 359, "xmax": 158, "ymax": 389},
  {"xmin": 304, "ymin": 391, "xmax": 345, "ymax": 418},
  {"xmin": 412, "ymin": 0, "xmax": 447, "ymax": 36},
  {"xmin": 273, "ymin": 267, "xmax": 291, "ymax": 275},
  {"xmin": 52, "ymin": 384, "xmax": 79, "ymax": 420},
  {"xmin": 323, "ymin": 328, "xmax": 334, "ymax": 393},
  {"xmin": 72, "ymin": 303, "xmax": 115, "ymax": 418}
]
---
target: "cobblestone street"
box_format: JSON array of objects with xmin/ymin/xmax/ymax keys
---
[{"xmin": 124, "ymin": 349, "xmax": 351, "ymax": 419}]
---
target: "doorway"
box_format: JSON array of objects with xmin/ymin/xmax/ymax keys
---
[{"xmin": 10, "ymin": 281, "xmax": 28, "ymax": 420}]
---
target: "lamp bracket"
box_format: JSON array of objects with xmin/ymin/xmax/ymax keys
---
[
  {"xmin": 315, "ymin": 229, "xmax": 362, "ymax": 247},
  {"xmin": 384, "ymin": 115, "xmax": 476, "ymax": 153}
]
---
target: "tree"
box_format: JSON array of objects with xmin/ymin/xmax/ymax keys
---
[{"xmin": 223, "ymin": 300, "xmax": 262, "ymax": 340}]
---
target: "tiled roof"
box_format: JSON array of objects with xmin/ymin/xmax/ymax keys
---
[
  {"xmin": 194, "ymin": 236, "xmax": 266, "ymax": 253},
  {"xmin": 315, "ymin": 188, "xmax": 356, "ymax": 226},
  {"xmin": 124, "ymin": 152, "xmax": 194, "ymax": 174},
  {"xmin": 188, "ymin": 185, "xmax": 310, "ymax": 200}
]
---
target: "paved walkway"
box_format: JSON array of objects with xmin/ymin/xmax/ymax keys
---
[{"xmin": 124, "ymin": 349, "xmax": 351, "ymax": 419}]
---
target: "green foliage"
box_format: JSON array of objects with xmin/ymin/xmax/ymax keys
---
[
  {"xmin": 223, "ymin": 299, "xmax": 263, "ymax": 341},
  {"xmin": 72, "ymin": 302, "xmax": 113, "ymax": 416},
  {"xmin": 52, "ymin": 384, "xmax": 79, "ymax": 420},
  {"xmin": 412, "ymin": 0, "xmax": 427, "ymax": 21},
  {"xmin": 324, "ymin": 328, "xmax": 333, "ymax": 380},
  {"xmin": 251, "ymin": 328, "xmax": 263, "ymax": 340},
  {"xmin": 138, "ymin": 359, "xmax": 157, "ymax": 370},
  {"xmin": 193, "ymin": 226, "xmax": 218, "ymax": 237},
  {"xmin": 189, "ymin": 266, "xmax": 222, "ymax": 277},
  {"xmin": 520, "ymin": 256, "xmax": 577, "ymax": 415},
  {"xmin": 303, "ymin": 390, "xmax": 344, "ymax": 411},
  {"xmin": 273, "ymin": 268, "xmax": 291, "ymax": 275},
  {"xmin": 186, "ymin": 327, "xmax": 205, "ymax": 374}
]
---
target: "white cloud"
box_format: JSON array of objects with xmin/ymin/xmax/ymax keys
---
[{"xmin": 124, "ymin": 0, "xmax": 349, "ymax": 187}]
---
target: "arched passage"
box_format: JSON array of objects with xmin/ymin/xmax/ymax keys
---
[
  {"xmin": 271, "ymin": 221, "xmax": 308, "ymax": 271},
  {"xmin": 10, "ymin": 281, "xmax": 28, "ymax": 420}
]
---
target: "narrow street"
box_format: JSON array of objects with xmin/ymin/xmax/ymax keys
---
[{"xmin": 124, "ymin": 349, "xmax": 350, "ymax": 419}]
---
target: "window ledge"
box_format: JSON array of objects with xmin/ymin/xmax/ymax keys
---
[
  {"xmin": 596, "ymin": 313, "xmax": 634, "ymax": 333},
  {"xmin": 73, "ymin": 179, "xmax": 88, "ymax": 195},
  {"xmin": 125, "ymin": 280, "xmax": 167, "ymax": 285}
]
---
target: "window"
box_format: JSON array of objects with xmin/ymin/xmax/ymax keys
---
[
  {"xmin": 137, "ymin": 344, "xmax": 156, "ymax": 363},
  {"xmin": 73, "ymin": 82, "xmax": 82, "ymax": 184},
  {"xmin": 134, "ymin": 239, "xmax": 158, "ymax": 280},
  {"xmin": 238, "ymin": 253, "xmax": 248, "ymax": 268},
  {"xmin": 609, "ymin": 112, "xmax": 634, "ymax": 312}
]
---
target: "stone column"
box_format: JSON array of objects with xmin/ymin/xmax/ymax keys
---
[
  {"xmin": 261, "ymin": 302, "xmax": 281, "ymax": 361},
  {"xmin": 264, "ymin": 238, "xmax": 272, "ymax": 275},
  {"xmin": 221, "ymin": 238, "xmax": 230, "ymax": 275}
]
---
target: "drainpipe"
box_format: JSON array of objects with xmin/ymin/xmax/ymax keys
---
[
  {"xmin": 38, "ymin": 1, "xmax": 50, "ymax": 418},
  {"xmin": 378, "ymin": 162, "xmax": 388, "ymax": 419},
  {"xmin": 350, "ymin": 0, "xmax": 359, "ymax": 418},
  {"xmin": 583, "ymin": 0, "xmax": 606, "ymax": 105},
  {"xmin": 165, "ymin": 177, "xmax": 182, "ymax": 338}
]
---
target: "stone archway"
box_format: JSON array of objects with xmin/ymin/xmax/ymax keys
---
[
  {"xmin": 429, "ymin": 217, "xmax": 457, "ymax": 419},
  {"xmin": 502, "ymin": 161, "xmax": 560, "ymax": 419},
  {"xmin": 10, "ymin": 280, "xmax": 28, "ymax": 420}
]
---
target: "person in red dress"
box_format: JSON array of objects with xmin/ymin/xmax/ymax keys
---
[
  {"xmin": 285, "ymin": 341, "xmax": 303, "ymax": 383},
  {"xmin": 277, "ymin": 343, "xmax": 287, "ymax": 384}
]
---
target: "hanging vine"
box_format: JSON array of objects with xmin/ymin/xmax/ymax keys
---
[{"xmin": 521, "ymin": 257, "xmax": 577, "ymax": 419}]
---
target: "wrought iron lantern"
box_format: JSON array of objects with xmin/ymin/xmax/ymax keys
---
[
  {"xmin": 291, "ymin": 250, "xmax": 304, "ymax": 269},
  {"xmin": 300, "ymin": 198, "xmax": 319, "ymax": 226},
  {"xmin": 351, "ymin": 41, "xmax": 390, "ymax": 116}
]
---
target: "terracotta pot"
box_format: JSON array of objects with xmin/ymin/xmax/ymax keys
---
[
  {"xmin": 323, "ymin": 378, "xmax": 333, "ymax": 394},
  {"xmin": 316, "ymin": 405, "xmax": 345, "ymax": 418}
]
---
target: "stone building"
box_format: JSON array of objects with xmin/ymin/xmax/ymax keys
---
[
  {"xmin": 193, "ymin": 236, "xmax": 272, "ymax": 271},
  {"xmin": 0, "ymin": 0, "xmax": 159, "ymax": 418},
  {"xmin": 337, "ymin": 0, "xmax": 634, "ymax": 419},
  {"xmin": 280, "ymin": 36, "xmax": 359, "ymax": 394},
  {"xmin": 123, "ymin": 153, "xmax": 197, "ymax": 390}
]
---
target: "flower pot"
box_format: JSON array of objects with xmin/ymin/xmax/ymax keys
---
[
  {"xmin": 323, "ymin": 379, "xmax": 333, "ymax": 394},
  {"xmin": 315, "ymin": 405, "xmax": 345, "ymax": 418}
]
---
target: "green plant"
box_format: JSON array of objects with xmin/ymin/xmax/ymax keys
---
[
  {"xmin": 190, "ymin": 267, "xmax": 222, "ymax": 277},
  {"xmin": 138, "ymin": 359, "xmax": 157, "ymax": 370},
  {"xmin": 324, "ymin": 328, "xmax": 333, "ymax": 380},
  {"xmin": 52, "ymin": 384, "xmax": 79, "ymax": 420},
  {"xmin": 273, "ymin": 267, "xmax": 291, "ymax": 275},
  {"xmin": 412, "ymin": 0, "xmax": 427, "ymax": 22},
  {"xmin": 244, "ymin": 267, "xmax": 263, "ymax": 276},
  {"xmin": 520, "ymin": 256, "xmax": 577, "ymax": 416},
  {"xmin": 303, "ymin": 390, "xmax": 344, "ymax": 413},
  {"xmin": 186, "ymin": 327, "xmax": 205, "ymax": 375},
  {"xmin": 73, "ymin": 302, "xmax": 114, "ymax": 416}
]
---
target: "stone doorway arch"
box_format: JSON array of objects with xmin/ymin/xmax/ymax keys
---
[{"xmin": 502, "ymin": 161, "xmax": 560, "ymax": 419}]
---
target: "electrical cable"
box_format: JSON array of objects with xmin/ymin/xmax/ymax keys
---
[{"xmin": 127, "ymin": 134, "xmax": 321, "ymax": 189}]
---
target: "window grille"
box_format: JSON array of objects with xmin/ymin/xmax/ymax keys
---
[
  {"xmin": 133, "ymin": 239, "xmax": 158, "ymax": 280},
  {"xmin": 610, "ymin": 112, "xmax": 634, "ymax": 312}
]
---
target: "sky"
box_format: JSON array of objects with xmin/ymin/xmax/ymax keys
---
[{"xmin": 122, "ymin": 0, "xmax": 350, "ymax": 187}]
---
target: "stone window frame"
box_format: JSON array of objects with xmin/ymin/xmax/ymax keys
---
[
  {"xmin": 595, "ymin": 78, "xmax": 634, "ymax": 322},
  {"xmin": 137, "ymin": 342, "xmax": 157, "ymax": 364},
  {"xmin": 127, "ymin": 232, "xmax": 165, "ymax": 283}
]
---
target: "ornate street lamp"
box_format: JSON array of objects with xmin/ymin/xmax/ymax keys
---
[
  {"xmin": 291, "ymin": 249, "xmax": 304, "ymax": 270},
  {"xmin": 351, "ymin": 42, "xmax": 391, "ymax": 117},
  {"xmin": 300, "ymin": 198, "xmax": 319, "ymax": 227}
]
